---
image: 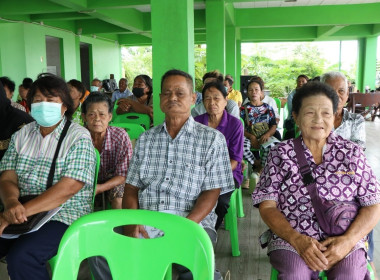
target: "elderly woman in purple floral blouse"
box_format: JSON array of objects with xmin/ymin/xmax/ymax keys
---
[{"xmin": 252, "ymin": 82, "xmax": 380, "ymax": 280}]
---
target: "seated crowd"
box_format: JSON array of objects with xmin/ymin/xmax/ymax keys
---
[{"xmin": 0, "ymin": 69, "xmax": 378, "ymax": 280}]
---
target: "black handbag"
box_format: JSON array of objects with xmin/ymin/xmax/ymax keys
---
[{"xmin": 3, "ymin": 120, "xmax": 71, "ymax": 235}]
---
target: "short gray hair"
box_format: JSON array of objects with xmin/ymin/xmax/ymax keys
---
[{"xmin": 321, "ymin": 72, "xmax": 348, "ymax": 88}]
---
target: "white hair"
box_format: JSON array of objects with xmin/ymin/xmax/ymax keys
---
[{"xmin": 321, "ymin": 71, "xmax": 348, "ymax": 87}]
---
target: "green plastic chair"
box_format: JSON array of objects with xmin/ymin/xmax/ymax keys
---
[
  {"xmin": 224, "ymin": 190, "xmax": 240, "ymax": 257},
  {"xmin": 49, "ymin": 148, "xmax": 100, "ymax": 271},
  {"xmin": 271, "ymin": 261, "xmax": 375, "ymax": 280},
  {"xmin": 112, "ymin": 112, "xmax": 151, "ymax": 130},
  {"xmin": 110, "ymin": 122, "xmax": 145, "ymax": 140},
  {"xmin": 274, "ymin": 97, "xmax": 281, "ymax": 115},
  {"xmin": 51, "ymin": 209, "xmax": 214, "ymax": 280}
]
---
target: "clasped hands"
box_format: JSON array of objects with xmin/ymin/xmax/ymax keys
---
[
  {"xmin": 291, "ymin": 233, "xmax": 354, "ymax": 272},
  {"xmin": 0, "ymin": 198, "xmax": 27, "ymax": 234},
  {"xmin": 117, "ymin": 98, "xmax": 133, "ymax": 113}
]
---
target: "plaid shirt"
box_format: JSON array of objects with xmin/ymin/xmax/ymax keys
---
[
  {"xmin": 126, "ymin": 116, "xmax": 235, "ymax": 231},
  {"xmin": 98, "ymin": 126, "xmax": 133, "ymax": 182},
  {"xmin": 0, "ymin": 118, "xmax": 96, "ymax": 225}
]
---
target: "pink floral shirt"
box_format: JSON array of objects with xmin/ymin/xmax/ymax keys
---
[{"xmin": 252, "ymin": 133, "xmax": 380, "ymax": 254}]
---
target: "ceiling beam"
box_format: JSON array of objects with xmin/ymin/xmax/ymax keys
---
[
  {"xmin": 48, "ymin": 0, "xmax": 151, "ymax": 38},
  {"xmin": 235, "ymin": 3, "xmax": 380, "ymax": 28},
  {"xmin": 31, "ymin": 12, "xmax": 91, "ymax": 22},
  {"xmin": 240, "ymin": 27, "xmax": 317, "ymax": 42},
  {"xmin": 118, "ymin": 34, "xmax": 152, "ymax": 46},
  {"xmin": 76, "ymin": 19, "xmax": 129, "ymax": 34},
  {"xmin": 373, "ymin": 24, "xmax": 380, "ymax": 36},
  {"xmin": 316, "ymin": 25, "xmax": 346, "ymax": 39},
  {"xmin": 225, "ymin": 3, "xmax": 235, "ymax": 26},
  {"xmin": 0, "ymin": 0, "xmax": 71, "ymax": 15}
]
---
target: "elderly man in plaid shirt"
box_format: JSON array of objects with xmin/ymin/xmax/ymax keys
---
[{"xmin": 123, "ymin": 69, "xmax": 234, "ymax": 280}]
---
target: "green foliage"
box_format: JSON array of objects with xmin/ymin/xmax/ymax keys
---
[
  {"xmin": 121, "ymin": 46, "xmax": 152, "ymax": 88},
  {"xmin": 194, "ymin": 45, "xmax": 207, "ymax": 92}
]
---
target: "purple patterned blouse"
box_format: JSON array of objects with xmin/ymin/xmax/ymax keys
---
[{"xmin": 252, "ymin": 132, "xmax": 380, "ymax": 255}]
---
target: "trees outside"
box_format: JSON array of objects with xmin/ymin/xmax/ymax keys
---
[
  {"xmin": 122, "ymin": 42, "xmax": 358, "ymax": 97},
  {"xmin": 121, "ymin": 46, "xmax": 152, "ymax": 88}
]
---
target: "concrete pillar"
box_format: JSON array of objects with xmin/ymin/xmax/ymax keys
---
[
  {"xmin": 357, "ymin": 37, "xmax": 377, "ymax": 92},
  {"xmin": 206, "ymin": 0, "xmax": 225, "ymax": 73},
  {"xmin": 151, "ymin": 0, "xmax": 195, "ymax": 125}
]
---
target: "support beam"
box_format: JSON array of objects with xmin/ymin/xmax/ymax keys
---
[
  {"xmin": 206, "ymin": 0, "xmax": 225, "ymax": 73},
  {"xmin": 0, "ymin": 0, "xmax": 71, "ymax": 15},
  {"xmin": 226, "ymin": 26, "xmax": 236, "ymax": 82},
  {"xmin": 236, "ymin": 3, "xmax": 380, "ymax": 28},
  {"xmin": 241, "ymin": 27, "xmax": 316, "ymax": 42},
  {"xmin": 76, "ymin": 19, "xmax": 129, "ymax": 35},
  {"xmin": 357, "ymin": 37, "xmax": 378, "ymax": 92},
  {"xmin": 316, "ymin": 25, "xmax": 345, "ymax": 39},
  {"xmin": 236, "ymin": 39, "xmax": 241, "ymax": 91},
  {"xmin": 151, "ymin": 0, "xmax": 195, "ymax": 125},
  {"xmin": 118, "ymin": 34, "xmax": 152, "ymax": 46},
  {"xmin": 31, "ymin": 12, "xmax": 91, "ymax": 22}
]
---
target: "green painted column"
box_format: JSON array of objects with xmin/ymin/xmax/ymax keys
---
[
  {"xmin": 357, "ymin": 37, "xmax": 377, "ymax": 92},
  {"xmin": 226, "ymin": 26, "xmax": 236, "ymax": 81},
  {"xmin": 151, "ymin": 0, "xmax": 195, "ymax": 126},
  {"xmin": 75, "ymin": 36, "xmax": 81, "ymax": 80},
  {"xmin": 236, "ymin": 39, "xmax": 241, "ymax": 91},
  {"xmin": 206, "ymin": 0, "xmax": 225, "ymax": 73}
]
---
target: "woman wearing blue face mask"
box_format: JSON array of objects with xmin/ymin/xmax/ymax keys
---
[
  {"xmin": 116, "ymin": 74, "xmax": 153, "ymax": 120},
  {"xmin": 0, "ymin": 73, "xmax": 96, "ymax": 280}
]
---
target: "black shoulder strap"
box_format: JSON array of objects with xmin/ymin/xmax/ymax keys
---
[
  {"xmin": 46, "ymin": 120, "xmax": 71, "ymax": 189},
  {"xmin": 293, "ymin": 137, "xmax": 315, "ymax": 186}
]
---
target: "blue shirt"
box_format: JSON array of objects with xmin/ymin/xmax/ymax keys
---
[
  {"xmin": 194, "ymin": 110, "xmax": 244, "ymax": 185},
  {"xmin": 126, "ymin": 116, "xmax": 235, "ymax": 231},
  {"xmin": 111, "ymin": 89, "xmax": 133, "ymax": 102}
]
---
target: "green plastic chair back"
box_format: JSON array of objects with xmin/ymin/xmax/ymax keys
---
[
  {"xmin": 274, "ymin": 98, "xmax": 281, "ymax": 114},
  {"xmin": 112, "ymin": 112, "xmax": 151, "ymax": 130},
  {"xmin": 49, "ymin": 148, "xmax": 100, "ymax": 271},
  {"xmin": 92, "ymin": 148, "xmax": 101, "ymax": 208},
  {"xmin": 224, "ymin": 190, "xmax": 240, "ymax": 257},
  {"xmin": 283, "ymin": 102, "xmax": 289, "ymax": 121},
  {"xmin": 51, "ymin": 209, "xmax": 214, "ymax": 280},
  {"xmin": 110, "ymin": 122, "xmax": 145, "ymax": 140}
]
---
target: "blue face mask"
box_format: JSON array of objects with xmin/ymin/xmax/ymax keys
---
[
  {"xmin": 90, "ymin": 86, "xmax": 99, "ymax": 92},
  {"xmin": 224, "ymin": 86, "xmax": 229, "ymax": 93},
  {"xmin": 31, "ymin": 102, "xmax": 63, "ymax": 127}
]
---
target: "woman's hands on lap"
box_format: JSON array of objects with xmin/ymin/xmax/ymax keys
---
[
  {"xmin": 321, "ymin": 236, "xmax": 355, "ymax": 270},
  {"xmin": 3, "ymin": 197, "xmax": 27, "ymax": 224},
  {"xmin": 291, "ymin": 233, "xmax": 328, "ymax": 271},
  {"xmin": 259, "ymin": 132, "xmax": 270, "ymax": 144},
  {"xmin": 0, "ymin": 213, "xmax": 10, "ymax": 235}
]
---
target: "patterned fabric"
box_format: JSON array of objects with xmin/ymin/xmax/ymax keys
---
[
  {"xmin": 0, "ymin": 118, "xmax": 96, "ymax": 225},
  {"xmin": 243, "ymin": 137, "xmax": 256, "ymax": 165},
  {"xmin": 126, "ymin": 116, "xmax": 235, "ymax": 232},
  {"xmin": 240, "ymin": 103, "xmax": 276, "ymax": 132},
  {"xmin": 17, "ymin": 100, "xmax": 30, "ymax": 113},
  {"xmin": 111, "ymin": 89, "xmax": 132, "ymax": 103},
  {"xmin": 71, "ymin": 103, "xmax": 83, "ymax": 126},
  {"xmin": 11, "ymin": 101, "xmax": 26, "ymax": 112},
  {"xmin": 252, "ymin": 133, "xmax": 380, "ymax": 255},
  {"xmin": 333, "ymin": 108, "xmax": 365, "ymax": 148},
  {"xmin": 98, "ymin": 126, "xmax": 133, "ymax": 183},
  {"xmin": 227, "ymin": 89, "xmax": 242, "ymax": 105},
  {"xmin": 262, "ymin": 95, "xmax": 279, "ymax": 119}
]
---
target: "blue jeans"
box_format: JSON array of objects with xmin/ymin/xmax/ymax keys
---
[{"xmin": 0, "ymin": 221, "xmax": 68, "ymax": 280}]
